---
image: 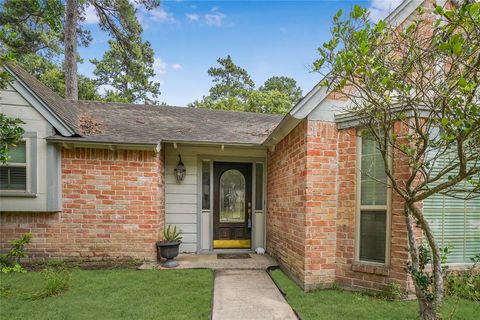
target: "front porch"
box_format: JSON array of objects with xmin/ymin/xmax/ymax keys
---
[
  {"xmin": 140, "ymin": 252, "xmax": 278, "ymax": 270},
  {"xmin": 164, "ymin": 142, "xmax": 268, "ymax": 253}
]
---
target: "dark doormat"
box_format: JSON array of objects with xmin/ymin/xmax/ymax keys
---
[{"xmin": 217, "ymin": 253, "xmax": 251, "ymax": 259}]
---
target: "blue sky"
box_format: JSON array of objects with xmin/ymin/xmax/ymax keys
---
[{"xmin": 78, "ymin": 0, "xmax": 403, "ymax": 106}]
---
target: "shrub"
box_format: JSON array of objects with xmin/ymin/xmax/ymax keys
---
[
  {"xmin": 380, "ymin": 282, "xmax": 406, "ymax": 301},
  {"xmin": 30, "ymin": 267, "xmax": 72, "ymax": 300},
  {"xmin": 0, "ymin": 233, "xmax": 32, "ymax": 273},
  {"xmin": 444, "ymin": 254, "xmax": 480, "ymax": 301}
]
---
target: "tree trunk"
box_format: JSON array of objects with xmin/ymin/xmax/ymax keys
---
[
  {"xmin": 405, "ymin": 203, "xmax": 444, "ymax": 320},
  {"xmin": 64, "ymin": 0, "xmax": 78, "ymax": 100},
  {"xmin": 419, "ymin": 299, "xmax": 439, "ymax": 320}
]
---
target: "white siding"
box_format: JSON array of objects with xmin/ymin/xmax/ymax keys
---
[
  {"xmin": 0, "ymin": 83, "xmax": 57, "ymax": 212},
  {"xmin": 164, "ymin": 144, "xmax": 266, "ymax": 252}
]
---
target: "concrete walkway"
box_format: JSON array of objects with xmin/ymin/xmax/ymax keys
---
[{"xmin": 212, "ymin": 270, "xmax": 297, "ymax": 320}]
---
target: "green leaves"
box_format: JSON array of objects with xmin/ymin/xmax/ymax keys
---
[
  {"xmin": 191, "ymin": 57, "xmax": 301, "ymax": 114},
  {"xmin": 163, "ymin": 225, "xmax": 183, "ymax": 243},
  {"xmin": 333, "ymin": 9, "xmax": 343, "ymax": 22},
  {"xmin": 469, "ymin": 2, "xmax": 480, "ymax": 16},
  {"xmin": 0, "ymin": 113, "xmax": 25, "ymax": 164},
  {"xmin": 350, "ymin": 5, "xmax": 365, "ymax": 19},
  {"xmin": 91, "ymin": 39, "xmax": 160, "ymax": 103},
  {"xmin": 434, "ymin": 5, "xmax": 444, "ymax": 15}
]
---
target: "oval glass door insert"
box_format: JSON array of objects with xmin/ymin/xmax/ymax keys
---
[{"xmin": 220, "ymin": 169, "xmax": 245, "ymax": 223}]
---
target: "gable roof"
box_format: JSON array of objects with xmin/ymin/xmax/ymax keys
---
[
  {"xmin": 4, "ymin": 63, "xmax": 282, "ymax": 146},
  {"xmin": 4, "ymin": 63, "xmax": 79, "ymax": 136},
  {"xmin": 48, "ymin": 100, "xmax": 282, "ymax": 146}
]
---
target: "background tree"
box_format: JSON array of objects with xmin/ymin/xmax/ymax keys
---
[
  {"xmin": 191, "ymin": 55, "xmax": 302, "ymax": 114},
  {"xmin": 64, "ymin": 0, "xmax": 78, "ymax": 99},
  {"xmin": 245, "ymin": 90, "xmax": 291, "ymax": 114},
  {"xmin": 0, "ymin": 0, "xmax": 161, "ymax": 103},
  {"xmin": 208, "ymin": 55, "xmax": 255, "ymax": 104},
  {"xmin": 259, "ymin": 76, "xmax": 302, "ymax": 106},
  {"xmin": 64, "ymin": 0, "xmax": 160, "ymax": 100},
  {"xmin": 314, "ymin": 3, "xmax": 480, "ymax": 319},
  {"xmin": 91, "ymin": 38, "xmax": 159, "ymax": 103}
]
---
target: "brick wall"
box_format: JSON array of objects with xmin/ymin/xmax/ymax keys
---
[
  {"xmin": 267, "ymin": 120, "xmax": 338, "ymax": 289},
  {"xmin": 0, "ymin": 148, "xmax": 165, "ymax": 262},
  {"xmin": 268, "ymin": 121, "xmax": 412, "ymax": 292},
  {"xmin": 304, "ymin": 121, "xmax": 338, "ymax": 288},
  {"xmin": 335, "ymin": 127, "xmax": 410, "ymax": 292},
  {"xmin": 267, "ymin": 120, "xmax": 308, "ymax": 286}
]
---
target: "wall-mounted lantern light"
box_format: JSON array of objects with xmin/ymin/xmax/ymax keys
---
[{"xmin": 174, "ymin": 155, "xmax": 186, "ymax": 182}]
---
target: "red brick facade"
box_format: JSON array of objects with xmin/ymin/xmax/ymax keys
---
[
  {"xmin": 267, "ymin": 120, "xmax": 308, "ymax": 286},
  {"xmin": 268, "ymin": 120, "xmax": 411, "ymax": 292},
  {"xmin": 267, "ymin": 120, "xmax": 338, "ymax": 289},
  {"xmin": 0, "ymin": 148, "xmax": 165, "ymax": 262},
  {"xmin": 304, "ymin": 121, "xmax": 338, "ymax": 288},
  {"xmin": 335, "ymin": 128, "xmax": 410, "ymax": 292}
]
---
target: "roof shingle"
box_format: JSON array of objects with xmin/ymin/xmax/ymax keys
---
[
  {"xmin": 5, "ymin": 63, "xmax": 283, "ymax": 146},
  {"xmin": 65, "ymin": 100, "xmax": 282, "ymax": 145}
]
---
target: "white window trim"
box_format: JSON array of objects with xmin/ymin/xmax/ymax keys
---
[
  {"xmin": 0, "ymin": 137, "xmax": 31, "ymax": 193},
  {"xmin": 355, "ymin": 130, "xmax": 392, "ymax": 266}
]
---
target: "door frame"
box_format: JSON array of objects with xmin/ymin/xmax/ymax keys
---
[{"xmin": 196, "ymin": 155, "xmax": 267, "ymax": 252}]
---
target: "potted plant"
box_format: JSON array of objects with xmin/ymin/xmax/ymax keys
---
[{"xmin": 156, "ymin": 225, "xmax": 182, "ymax": 268}]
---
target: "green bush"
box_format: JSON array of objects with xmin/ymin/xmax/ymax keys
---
[
  {"xmin": 380, "ymin": 282, "xmax": 406, "ymax": 301},
  {"xmin": 30, "ymin": 267, "xmax": 71, "ymax": 300},
  {"xmin": 444, "ymin": 254, "xmax": 480, "ymax": 301},
  {"xmin": 0, "ymin": 233, "xmax": 32, "ymax": 274}
]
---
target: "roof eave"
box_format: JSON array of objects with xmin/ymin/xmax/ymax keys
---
[
  {"xmin": 162, "ymin": 139, "xmax": 266, "ymax": 148},
  {"xmin": 46, "ymin": 136, "xmax": 161, "ymax": 152}
]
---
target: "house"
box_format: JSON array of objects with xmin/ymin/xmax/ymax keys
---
[{"xmin": 1, "ymin": 0, "xmax": 478, "ymax": 293}]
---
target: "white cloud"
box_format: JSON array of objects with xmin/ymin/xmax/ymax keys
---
[
  {"xmin": 171, "ymin": 63, "xmax": 182, "ymax": 70},
  {"xmin": 205, "ymin": 8, "xmax": 226, "ymax": 27},
  {"xmin": 83, "ymin": 5, "xmax": 99, "ymax": 24},
  {"xmin": 368, "ymin": 0, "xmax": 404, "ymax": 22},
  {"xmin": 153, "ymin": 57, "xmax": 168, "ymax": 75},
  {"xmin": 98, "ymin": 84, "xmax": 115, "ymax": 95},
  {"xmin": 186, "ymin": 13, "xmax": 200, "ymax": 22},
  {"xmin": 149, "ymin": 7, "xmax": 175, "ymax": 23}
]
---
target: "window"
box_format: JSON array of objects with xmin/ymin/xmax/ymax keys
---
[
  {"xmin": 202, "ymin": 160, "xmax": 211, "ymax": 210},
  {"xmin": 424, "ymin": 154, "xmax": 480, "ymax": 264},
  {"xmin": 255, "ymin": 163, "xmax": 264, "ymax": 211},
  {"xmin": 357, "ymin": 131, "xmax": 390, "ymax": 264},
  {"xmin": 0, "ymin": 141, "xmax": 28, "ymax": 191}
]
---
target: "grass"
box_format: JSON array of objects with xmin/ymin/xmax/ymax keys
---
[
  {"xmin": 1, "ymin": 268, "xmax": 213, "ymax": 320},
  {"xmin": 270, "ymin": 269, "xmax": 480, "ymax": 320}
]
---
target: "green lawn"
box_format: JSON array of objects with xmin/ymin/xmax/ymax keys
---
[
  {"xmin": 270, "ymin": 269, "xmax": 479, "ymax": 320},
  {"xmin": 1, "ymin": 269, "xmax": 213, "ymax": 320}
]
